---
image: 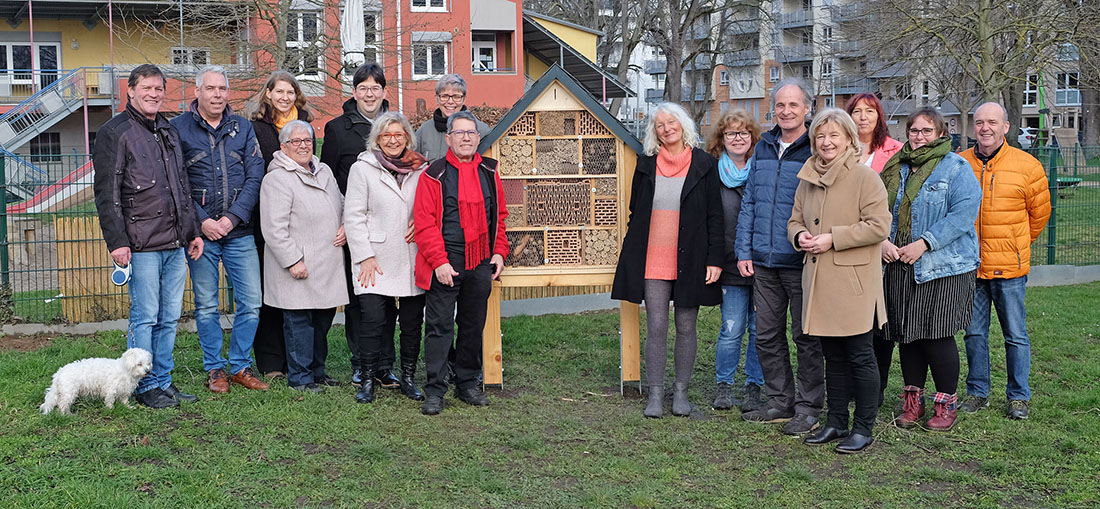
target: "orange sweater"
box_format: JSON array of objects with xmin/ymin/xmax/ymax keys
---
[{"xmin": 645, "ymin": 147, "xmax": 692, "ymax": 280}]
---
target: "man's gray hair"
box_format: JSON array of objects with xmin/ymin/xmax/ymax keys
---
[
  {"xmin": 367, "ymin": 112, "xmax": 417, "ymax": 152},
  {"xmin": 642, "ymin": 102, "xmax": 700, "ymax": 156},
  {"xmin": 770, "ymin": 77, "xmax": 813, "ymax": 111},
  {"xmin": 435, "ymin": 74, "xmax": 468, "ymax": 96},
  {"xmin": 279, "ymin": 120, "xmax": 314, "ymax": 143},
  {"xmin": 195, "ymin": 65, "xmax": 229, "ymax": 88},
  {"xmin": 447, "ymin": 110, "xmax": 480, "ymax": 133}
]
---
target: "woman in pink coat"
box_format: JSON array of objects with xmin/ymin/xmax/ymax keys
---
[{"xmin": 846, "ymin": 93, "xmax": 903, "ymax": 174}]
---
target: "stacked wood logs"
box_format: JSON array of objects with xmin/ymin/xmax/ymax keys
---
[{"xmin": 584, "ymin": 228, "xmax": 618, "ymax": 265}]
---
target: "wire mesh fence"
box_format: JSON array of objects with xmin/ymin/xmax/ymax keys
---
[{"xmin": 1, "ymin": 148, "xmax": 1096, "ymax": 324}]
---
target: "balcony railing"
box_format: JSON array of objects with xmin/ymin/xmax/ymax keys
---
[
  {"xmin": 778, "ymin": 10, "xmax": 814, "ymax": 29},
  {"xmin": 830, "ymin": 76, "xmax": 875, "ymax": 95},
  {"xmin": 644, "ymin": 59, "xmax": 667, "ymax": 75},
  {"xmin": 828, "ymin": 4, "xmax": 864, "ymax": 23},
  {"xmin": 724, "ymin": 49, "xmax": 761, "ymax": 67},
  {"xmin": 774, "ymin": 45, "xmax": 815, "ymax": 63},
  {"xmin": 729, "ymin": 17, "xmax": 761, "ymax": 35},
  {"xmin": 681, "ymin": 88, "xmax": 708, "ymax": 102},
  {"xmin": 645, "ymin": 88, "xmax": 664, "ymax": 103},
  {"xmin": 0, "ymin": 68, "xmax": 115, "ymax": 105},
  {"xmin": 830, "ymin": 40, "xmax": 866, "ymax": 59}
]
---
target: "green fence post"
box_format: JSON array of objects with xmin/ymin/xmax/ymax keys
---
[
  {"xmin": 1047, "ymin": 148, "xmax": 1057, "ymax": 266},
  {"xmin": 0, "ymin": 155, "xmax": 8, "ymax": 286},
  {"xmin": 1073, "ymin": 144, "xmax": 1079, "ymax": 178}
]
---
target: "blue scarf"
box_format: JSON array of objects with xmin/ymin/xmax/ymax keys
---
[{"xmin": 719, "ymin": 151, "xmax": 750, "ymax": 188}]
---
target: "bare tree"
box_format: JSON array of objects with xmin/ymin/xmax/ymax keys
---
[
  {"xmin": 861, "ymin": 0, "xmax": 1084, "ymax": 145},
  {"xmin": 1071, "ymin": 0, "xmax": 1100, "ymax": 146}
]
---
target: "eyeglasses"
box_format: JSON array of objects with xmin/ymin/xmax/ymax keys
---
[
  {"xmin": 908, "ymin": 128, "xmax": 936, "ymax": 137},
  {"xmin": 356, "ymin": 85, "xmax": 384, "ymax": 95},
  {"xmin": 438, "ymin": 93, "xmax": 465, "ymax": 103},
  {"xmin": 285, "ymin": 138, "xmax": 313, "ymax": 147},
  {"xmin": 724, "ymin": 131, "xmax": 751, "ymax": 140},
  {"xmin": 379, "ymin": 132, "xmax": 407, "ymax": 142},
  {"xmin": 448, "ymin": 130, "xmax": 479, "ymax": 139}
]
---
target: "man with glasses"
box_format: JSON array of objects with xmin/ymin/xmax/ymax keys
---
[
  {"xmin": 320, "ymin": 62, "xmax": 391, "ymax": 389},
  {"xmin": 415, "ymin": 74, "xmax": 491, "ymax": 161},
  {"xmin": 959, "ymin": 102, "xmax": 1051, "ymax": 420},
  {"xmin": 171, "ymin": 65, "xmax": 269, "ymax": 394},
  {"xmin": 413, "ymin": 111, "xmax": 508, "ymax": 415}
]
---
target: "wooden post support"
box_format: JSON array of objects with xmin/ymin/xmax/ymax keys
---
[
  {"xmin": 619, "ymin": 301, "xmax": 641, "ymax": 394},
  {"xmin": 482, "ymin": 279, "xmax": 504, "ymax": 386}
]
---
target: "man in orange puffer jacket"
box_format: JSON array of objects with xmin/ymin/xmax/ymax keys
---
[{"xmin": 959, "ymin": 102, "xmax": 1051, "ymax": 421}]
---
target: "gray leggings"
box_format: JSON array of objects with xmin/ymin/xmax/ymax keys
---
[{"xmin": 644, "ymin": 279, "xmax": 700, "ymax": 388}]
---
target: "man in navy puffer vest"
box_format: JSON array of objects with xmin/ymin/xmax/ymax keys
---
[
  {"xmin": 735, "ymin": 78, "xmax": 824, "ymax": 435},
  {"xmin": 172, "ymin": 65, "xmax": 269, "ymax": 394}
]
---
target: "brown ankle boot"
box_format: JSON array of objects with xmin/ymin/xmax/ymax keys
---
[
  {"xmin": 927, "ymin": 392, "xmax": 958, "ymax": 431},
  {"xmin": 894, "ymin": 385, "xmax": 925, "ymax": 428}
]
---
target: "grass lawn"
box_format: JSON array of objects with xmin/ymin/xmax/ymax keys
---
[{"xmin": 2, "ymin": 283, "xmax": 1099, "ymax": 507}]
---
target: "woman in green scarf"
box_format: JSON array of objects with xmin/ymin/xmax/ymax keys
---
[{"xmin": 880, "ymin": 108, "xmax": 982, "ymax": 432}]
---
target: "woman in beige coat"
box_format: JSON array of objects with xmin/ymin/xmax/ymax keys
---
[
  {"xmin": 343, "ymin": 112, "xmax": 428, "ymax": 404},
  {"xmin": 788, "ymin": 108, "xmax": 891, "ymax": 454},
  {"xmin": 260, "ymin": 120, "xmax": 349, "ymax": 393}
]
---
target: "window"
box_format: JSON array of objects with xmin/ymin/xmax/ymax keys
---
[
  {"xmin": 719, "ymin": 70, "xmax": 729, "ymax": 86},
  {"xmin": 1057, "ymin": 43, "xmax": 1079, "ymax": 62},
  {"xmin": 364, "ymin": 10, "xmax": 382, "ymax": 65},
  {"xmin": 802, "ymin": 0, "xmax": 812, "ymax": 10},
  {"xmin": 859, "ymin": 61, "xmax": 867, "ymax": 74},
  {"xmin": 720, "ymin": 101, "xmax": 729, "ymax": 112},
  {"xmin": 654, "ymin": 73, "xmax": 666, "ymax": 89},
  {"xmin": 29, "ymin": 132, "xmax": 61, "ymax": 163},
  {"xmin": 824, "ymin": 96, "xmax": 834, "ymax": 108},
  {"xmin": 1023, "ymin": 74, "xmax": 1038, "ymax": 106},
  {"xmin": 822, "ymin": 61, "xmax": 833, "ymax": 79},
  {"xmin": 171, "ymin": 47, "xmax": 210, "ymax": 69},
  {"xmin": 413, "ymin": 43, "xmax": 448, "ymax": 78},
  {"xmin": 801, "ymin": 31, "xmax": 812, "ymax": 46},
  {"xmin": 472, "ymin": 32, "xmax": 497, "ymax": 72},
  {"xmin": 894, "ymin": 82, "xmax": 912, "ymax": 99},
  {"xmin": 704, "ymin": 110, "xmax": 712, "ymax": 126},
  {"xmin": 285, "ymin": 11, "xmax": 323, "ymax": 78},
  {"xmin": 801, "ymin": 65, "xmax": 811, "ymax": 80},
  {"xmin": 1056, "ymin": 72, "xmax": 1080, "ymax": 105},
  {"xmin": 411, "ymin": 0, "xmax": 446, "ymax": 11},
  {"xmin": 822, "ymin": 26, "xmax": 833, "ymax": 42},
  {"xmin": 769, "ymin": 66, "xmax": 780, "ymax": 82},
  {"xmin": 920, "ymin": 80, "xmax": 931, "ymax": 105}
]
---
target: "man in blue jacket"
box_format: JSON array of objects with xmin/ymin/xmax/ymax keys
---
[
  {"xmin": 172, "ymin": 65, "xmax": 269, "ymax": 394},
  {"xmin": 735, "ymin": 78, "xmax": 823, "ymax": 435}
]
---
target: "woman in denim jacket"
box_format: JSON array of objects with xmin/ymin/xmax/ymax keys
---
[{"xmin": 880, "ymin": 108, "xmax": 981, "ymax": 431}]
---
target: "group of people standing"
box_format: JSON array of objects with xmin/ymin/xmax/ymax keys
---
[
  {"xmin": 611, "ymin": 78, "xmax": 1050, "ymax": 454},
  {"xmin": 93, "ymin": 63, "xmax": 505, "ymax": 416}
]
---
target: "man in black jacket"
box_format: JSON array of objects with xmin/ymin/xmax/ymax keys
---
[
  {"xmin": 92, "ymin": 64, "xmax": 204, "ymax": 409},
  {"xmin": 319, "ymin": 62, "xmax": 394, "ymax": 388}
]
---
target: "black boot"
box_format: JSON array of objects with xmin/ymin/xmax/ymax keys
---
[
  {"xmin": 399, "ymin": 362, "xmax": 424, "ymax": 401},
  {"xmin": 355, "ymin": 370, "xmax": 376, "ymax": 404}
]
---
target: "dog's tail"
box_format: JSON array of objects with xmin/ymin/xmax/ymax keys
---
[{"xmin": 39, "ymin": 387, "xmax": 55, "ymax": 414}]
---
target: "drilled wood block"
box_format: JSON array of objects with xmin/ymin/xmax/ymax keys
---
[
  {"xmin": 583, "ymin": 229, "xmax": 618, "ymax": 265},
  {"xmin": 593, "ymin": 178, "xmax": 617, "ymax": 197},
  {"xmin": 505, "ymin": 230, "xmax": 543, "ymax": 267},
  {"xmin": 582, "ymin": 138, "xmax": 616, "ymax": 175},
  {"xmin": 497, "ymin": 138, "xmax": 535, "ymax": 176},
  {"xmin": 538, "ymin": 110, "xmax": 578, "ymax": 136},
  {"xmin": 507, "ymin": 112, "xmax": 536, "ymax": 136},
  {"xmin": 524, "ymin": 181, "xmax": 591, "ymax": 226},
  {"xmin": 578, "ymin": 110, "xmax": 612, "ymax": 136},
  {"xmin": 545, "ymin": 229, "xmax": 582, "ymax": 265},
  {"xmin": 535, "ymin": 139, "xmax": 580, "ymax": 175},
  {"xmin": 594, "ymin": 198, "xmax": 618, "ymax": 227}
]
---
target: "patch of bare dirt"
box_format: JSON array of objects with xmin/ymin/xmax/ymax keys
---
[{"xmin": 0, "ymin": 333, "xmax": 53, "ymax": 351}]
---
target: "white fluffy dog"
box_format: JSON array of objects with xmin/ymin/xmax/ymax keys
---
[{"xmin": 39, "ymin": 348, "xmax": 153, "ymax": 414}]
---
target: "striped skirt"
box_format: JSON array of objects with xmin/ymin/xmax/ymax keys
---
[{"xmin": 883, "ymin": 262, "xmax": 976, "ymax": 344}]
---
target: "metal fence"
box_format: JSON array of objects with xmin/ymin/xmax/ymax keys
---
[{"xmin": 2, "ymin": 148, "xmax": 1098, "ymax": 324}]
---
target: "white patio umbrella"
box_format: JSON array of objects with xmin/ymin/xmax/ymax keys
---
[{"xmin": 340, "ymin": 0, "xmax": 366, "ymax": 69}]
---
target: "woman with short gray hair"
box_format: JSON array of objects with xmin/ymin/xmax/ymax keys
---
[
  {"xmin": 414, "ymin": 73, "xmax": 491, "ymax": 160},
  {"xmin": 260, "ymin": 120, "xmax": 349, "ymax": 393}
]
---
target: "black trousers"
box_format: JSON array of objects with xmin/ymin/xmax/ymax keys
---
[
  {"xmin": 358, "ymin": 293, "xmax": 426, "ymax": 374},
  {"xmin": 819, "ymin": 329, "xmax": 879, "ymax": 436},
  {"xmin": 253, "ymin": 226, "xmax": 286, "ymax": 374},
  {"xmin": 342, "ymin": 247, "xmax": 388, "ymax": 372},
  {"xmin": 423, "ymin": 261, "xmax": 492, "ymax": 398},
  {"xmin": 282, "ymin": 308, "xmax": 336, "ymax": 387},
  {"xmin": 753, "ymin": 266, "xmax": 824, "ymax": 416},
  {"xmin": 899, "ymin": 336, "xmax": 959, "ymax": 394},
  {"xmin": 873, "ymin": 328, "xmax": 895, "ymax": 404}
]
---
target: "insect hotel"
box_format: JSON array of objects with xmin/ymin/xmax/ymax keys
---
[{"xmin": 477, "ymin": 64, "xmax": 645, "ymax": 392}]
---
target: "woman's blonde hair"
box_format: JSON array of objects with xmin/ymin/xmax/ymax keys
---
[
  {"xmin": 366, "ymin": 112, "xmax": 417, "ymax": 152},
  {"xmin": 808, "ymin": 107, "xmax": 861, "ymax": 157},
  {"xmin": 705, "ymin": 109, "xmax": 762, "ymax": 159},
  {"xmin": 642, "ymin": 102, "xmax": 700, "ymax": 156}
]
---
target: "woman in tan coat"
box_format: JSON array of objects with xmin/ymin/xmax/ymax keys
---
[
  {"xmin": 260, "ymin": 120, "xmax": 349, "ymax": 393},
  {"xmin": 788, "ymin": 108, "xmax": 891, "ymax": 453}
]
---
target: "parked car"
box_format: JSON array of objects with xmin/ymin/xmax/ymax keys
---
[{"xmin": 1018, "ymin": 127, "xmax": 1038, "ymax": 149}]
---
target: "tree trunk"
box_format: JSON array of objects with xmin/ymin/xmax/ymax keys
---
[
  {"xmin": 1082, "ymin": 89, "xmax": 1099, "ymax": 146},
  {"xmin": 1002, "ymin": 85, "xmax": 1024, "ymax": 147}
]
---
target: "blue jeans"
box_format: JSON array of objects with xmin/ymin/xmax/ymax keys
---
[
  {"xmin": 188, "ymin": 235, "xmax": 262, "ymax": 374},
  {"xmin": 716, "ymin": 285, "xmax": 763, "ymax": 386},
  {"xmin": 964, "ymin": 276, "xmax": 1031, "ymax": 401},
  {"xmin": 127, "ymin": 248, "xmax": 187, "ymax": 394}
]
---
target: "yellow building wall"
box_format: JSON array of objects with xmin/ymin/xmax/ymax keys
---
[
  {"xmin": 0, "ymin": 19, "xmax": 234, "ymax": 69},
  {"xmin": 525, "ymin": 52, "xmax": 550, "ymax": 79},
  {"xmin": 530, "ymin": 18, "xmax": 598, "ymax": 61}
]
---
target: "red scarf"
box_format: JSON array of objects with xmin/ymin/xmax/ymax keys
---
[{"xmin": 445, "ymin": 149, "xmax": 490, "ymax": 269}]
